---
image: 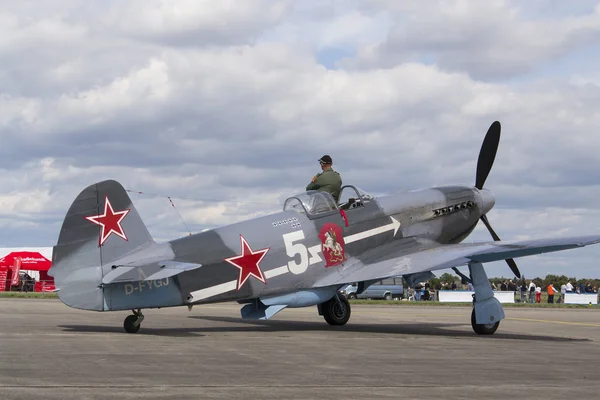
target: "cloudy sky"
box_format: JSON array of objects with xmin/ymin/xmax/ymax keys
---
[{"xmin": 1, "ymin": 0, "xmax": 600, "ymax": 280}]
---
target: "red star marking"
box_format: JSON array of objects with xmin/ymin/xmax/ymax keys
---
[
  {"xmin": 85, "ymin": 196, "xmax": 131, "ymax": 246},
  {"xmin": 225, "ymin": 235, "xmax": 270, "ymax": 290}
]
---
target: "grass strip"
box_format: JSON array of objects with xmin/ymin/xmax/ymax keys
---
[{"xmin": 0, "ymin": 292, "xmax": 59, "ymax": 299}]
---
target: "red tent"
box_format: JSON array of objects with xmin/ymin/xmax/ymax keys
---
[
  {"xmin": 0, "ymin": 251, "xmax": 52, "ymax": 271},
  {"xmin": 0, "ymin": 250, "xmax": 54, "ymax": 292}
]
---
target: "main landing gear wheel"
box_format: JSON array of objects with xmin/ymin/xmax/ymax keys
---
[
  {"xmin": 470, "ymin": 308, "xmax": 499, "ymax": 335},
  {"xmin": 124, "ymin": 309, "xmax": 144, "ymax": 334},
  {"xmin": 323, "ymin": 295, "xmax": 351, "ymax": 326}
]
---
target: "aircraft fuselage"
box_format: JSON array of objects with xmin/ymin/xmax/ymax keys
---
[{"xmin": 161, "ymin": 185, "xmax": 493, "ymax": 306}]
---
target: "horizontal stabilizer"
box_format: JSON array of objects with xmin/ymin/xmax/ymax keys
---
[{"xmin": 102, "ymin": 260, "xmax": 202, "ymax": 284}]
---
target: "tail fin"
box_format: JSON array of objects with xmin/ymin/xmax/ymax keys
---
[{"xmin": 49, "ymin": 180, "xmax": 155, "ymax": 310}]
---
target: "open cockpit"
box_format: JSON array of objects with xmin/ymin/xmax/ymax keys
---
[{"xmin": 283, "ymin": 185, "xmax": 375, "ymax": 218}]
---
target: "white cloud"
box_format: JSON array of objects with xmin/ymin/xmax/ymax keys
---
[
  {"xmin": 350, "ymin": 0, "xmax": 600, "ymax": 79},
  {"xmin": 0, "ymin": 1, "xmax": 599, "ymax": 278},
  {"xmin": 100, "ymin": 0, "xmax": 291, "ymax": 47},
  {"xmin": 0, "ymin": 11, "xmax": 88, "ymax": 52}
]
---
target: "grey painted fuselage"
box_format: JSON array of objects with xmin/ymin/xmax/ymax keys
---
[
  {"xmin": 154, "ymin": 185, "xmax": 493, "ymax": 307},
  {"xmin": 52, "ymin": 180, "xmax": 494, "ymax": 312}
]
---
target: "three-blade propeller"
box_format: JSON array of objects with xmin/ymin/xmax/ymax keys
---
[{"xmin": 475, "ymin": 121, "xmax": 521, "ymax": 279}]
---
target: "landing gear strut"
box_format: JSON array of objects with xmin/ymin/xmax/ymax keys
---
[
  {"xmin": 468, "ymin": 262, "xmax": 505, "ymax": 335},
  {"xmin": 124, "ymin": 309, "xmax": 144, "ymax": 334},
  {"xmin": 321, "ymin": 294, "xmax": 351, "ymax": 326}
]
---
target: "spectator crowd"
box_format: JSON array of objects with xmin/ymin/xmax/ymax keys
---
[{"xmin": 406, "ymin": 274, "xmax": 598, "ymax": 304}]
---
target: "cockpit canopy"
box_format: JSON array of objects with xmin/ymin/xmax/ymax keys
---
[
  {"xmin": 283, "ymin": 191, "xmax": 338, "ymax": 216},
  {"xmin": 283, "ymin": 186, "xmax": 375, "ymax": 217}
]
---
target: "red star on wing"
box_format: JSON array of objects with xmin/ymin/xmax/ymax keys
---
[
  {"xmin": 85, "ymin": 196, "xmax": 131, "ymax": 246},
  {"xmin": 225, "ymin": 235, "xmax": 270, "ymax": 290}
]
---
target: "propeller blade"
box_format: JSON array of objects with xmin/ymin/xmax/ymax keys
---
[
  {"xmin": 475, "ymin": 122, "xmax": 519, "ymax": 278},
  {"xmin": 480, "ymin": 214, "xmax": 499, "ymax": 241},
  {"xmin": 475, "ymin": 121, "xmax": 501, "ymax": 190},
  {"xmin": 505, "ymin": 258, "xmax": 521, "ymax": 280},
  {"xmin": 480, "ymin": 215, "xmax": 521, "ymax": 278}
]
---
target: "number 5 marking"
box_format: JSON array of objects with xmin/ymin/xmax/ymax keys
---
[{"xmin": 283, "ymin": 230, "xmax": 308, "ymax": 275}]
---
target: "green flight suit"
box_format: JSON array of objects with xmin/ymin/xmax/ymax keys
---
[{"xmin": 306, "ymin": 168, "xmax": 342, "ymax": 202}]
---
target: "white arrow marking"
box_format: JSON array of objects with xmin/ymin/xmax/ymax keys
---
[
  {"xmin": 345, "ymin": 216, "xmax": 401, "ymax": 244},
  {"xmin": 265, "ymin": 265, "xmax": 288, "ymax": 279},
  {"xmin": 190, "ymin": 265, "xmax": 289, "ymax": 302},
  {"xmin": 189, "ymin": 280, "xmax": 237, "ymax": 302},
  {"xmin": 188, "ymin": 216, "xmax": 401, "ymax": 302}
]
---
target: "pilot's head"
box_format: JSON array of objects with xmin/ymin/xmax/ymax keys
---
[{"xmin": 318, "ymin": 155, "xmax": 332, "ymax": 170}]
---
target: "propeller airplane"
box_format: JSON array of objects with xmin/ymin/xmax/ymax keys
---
[{"xmin": 49, "ymin": 121, "xmax": 600, "ymax": 334}]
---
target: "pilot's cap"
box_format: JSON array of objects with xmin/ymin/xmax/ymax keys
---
[{"xmin": 318, "ymin": 155, "xmax": 332, "ymax": 164}]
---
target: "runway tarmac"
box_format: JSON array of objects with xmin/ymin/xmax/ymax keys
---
[{"xmin": 1, "ymin": 298, "xmax": 599, "ymax": 400}]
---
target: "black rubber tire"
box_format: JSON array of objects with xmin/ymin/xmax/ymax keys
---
[
  {"xmin": 124, "ymin": 315, "xmax": 141, "ymax": 334},
  {"xmin": 323, "ymin": 296, "xmax": 351, "ymax": 326},
  {"xmin": 384, "ymin": 293, "xmax": 392, "ymax": 301},
  {"xmin": 348, "ymin": 293, "xmax": 357, "ymax": 299},
  {"xmin": 471, "ymin": 308, "xmax": 499, "ymax": 335}
]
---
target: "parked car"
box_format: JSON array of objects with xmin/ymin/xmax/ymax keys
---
[{"xmin": 340, "ymin": 278, "xmax": 404, "ymax": 300}]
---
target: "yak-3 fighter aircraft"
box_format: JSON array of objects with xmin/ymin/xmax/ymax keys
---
[{"xmin": 49, "ymin": 121, "xmax": 600, "ymax": 334}]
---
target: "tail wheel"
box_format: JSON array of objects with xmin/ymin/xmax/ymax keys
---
[
  {"xmin": 124, "ymin": 315, "xmax": 141, "ymax": 334},
  {"xmin": 471, "ymin": 308, "xmax": 499, "ymax": 335},
  {"xmin": 124, "ymin": 309, "xmax": 144, "ymax": 334},
  {"xmin": 348, "ymin": 293, "xmax": 357, "ymax": 299},
  {"xmin": 323, "ymin": 295, "xmax": 351, "ymax": 326}
]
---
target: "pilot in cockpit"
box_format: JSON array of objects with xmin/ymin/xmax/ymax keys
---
[{"xmin": 306, "ymin": 155, "xmax": 342, "ymax": 202}]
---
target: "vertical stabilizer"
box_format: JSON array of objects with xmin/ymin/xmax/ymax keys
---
[{"xmin": 49, "ymin": 180, "xmax": 155, "ymax": 310}]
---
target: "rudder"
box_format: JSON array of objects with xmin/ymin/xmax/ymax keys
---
[{"xmin": 49, "ymin": 180, "xmax": 154, "ymax": 310}]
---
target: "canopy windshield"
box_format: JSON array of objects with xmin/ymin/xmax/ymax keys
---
[{"xmin": 283, "ymin": 191, "xmax": 338, "ymax": 216}]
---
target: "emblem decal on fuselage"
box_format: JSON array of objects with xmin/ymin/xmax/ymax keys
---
[{"xmin": 319, "ymin": 222, "xmax": 345, "ymax": 267}]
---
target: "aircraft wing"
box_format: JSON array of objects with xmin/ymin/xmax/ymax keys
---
[{"xmin": 314, "ymin": 235, "xmax": 600, "ymax": 287}]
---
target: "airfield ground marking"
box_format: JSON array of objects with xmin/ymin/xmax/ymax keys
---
[
  {"xmin": 506, "ymin": 317, "xmax": 600, "ymax": 327},
  {"xmin": 360, "ymin": 313, "xmax": 600, "ymax": 327},
  {"xmin": 346, "ymin": 312, "xmax": 600, "ymax": 328},
  {"xmin": 189, "ymin": 217, "xmax": 401, "ymax": 303}
]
